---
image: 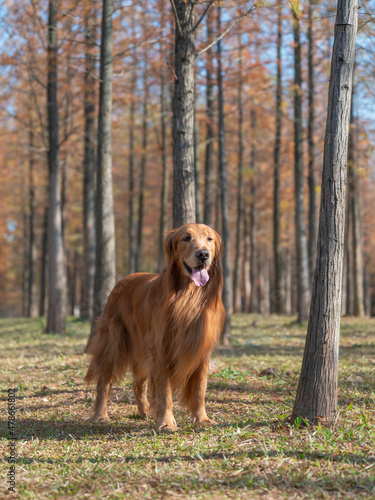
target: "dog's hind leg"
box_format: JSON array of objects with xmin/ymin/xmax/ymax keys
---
[
  {"xmin": 132, "ymin": 373, "xmax": 150, "ymax": 419},
  {"xmin": 88, "ymin": 377, "xmax": 112, "ymax": 422}
]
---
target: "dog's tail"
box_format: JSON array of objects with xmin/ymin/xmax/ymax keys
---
[{"xmin": 84, "ymin": 313, "xmax": 130, "ymax": 387}]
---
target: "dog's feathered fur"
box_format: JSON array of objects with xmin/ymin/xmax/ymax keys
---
[{"xmin": 85, "ymin": 223, "xmax": 225, "ymax": 431}]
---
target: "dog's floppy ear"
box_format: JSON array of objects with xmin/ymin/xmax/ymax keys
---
[{"xmin": 164, "ymin": 228, "xmax": 178, "ymax": 263}]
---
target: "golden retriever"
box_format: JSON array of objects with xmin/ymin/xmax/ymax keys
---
[{"xmin": 85, "ymin": 223, "xmax": 225, "ymax": 431}]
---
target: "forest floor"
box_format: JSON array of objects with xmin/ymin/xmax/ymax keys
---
[{"xmin": 0, "ymin": 314, "xmax": 374, "ymax": 499}]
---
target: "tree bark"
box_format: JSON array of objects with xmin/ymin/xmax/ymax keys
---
[
  {"xmin": 217, "ymin": 4, "xmax": 231, "ymax": 343},
  {"xmin": 292, "ymin": 8, "xmax": 311, "ymax": 322},
  {"xmin": 86, "ymin": 0, "xmax": 116, "ymax": 350},
  {"xmin": 204, "ymin": 10, "xmax": 214, "ymax": 227},
  {"xmin": 82, "ymin": 2, "xmax": 97, "ymax": 319},
  {"xmin": 172, "ymin": 0, "xmax": 196, "ymax": 228},
  {"xmin": 273, "ymin": 0, "xmax": 284, "ymax": 314},
  {"xmin": 291, "ymin": 0, "xmax": 358, "ymax": 424},
  {"xmin": 307, "ymin": 0, "xmax": 317, "ymax": 284},
  {"xmin": 46, "ymin": 0, "xmax": 67, "ymax": 334}
]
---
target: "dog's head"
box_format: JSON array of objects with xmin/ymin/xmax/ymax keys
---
[{"xmin": 164, "ymin": 223, "xmax": 223, "ymax": 287}]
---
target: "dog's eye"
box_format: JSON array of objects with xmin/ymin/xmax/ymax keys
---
[
  {"xmin": 183, "ymin": 235, "xmax": 191, "ymax": 242},
  {"xmin": 207, "ymin": 237, "xmax": 213, "ymax": 242}
]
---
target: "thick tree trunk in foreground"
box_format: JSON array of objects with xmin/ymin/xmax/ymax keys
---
[
  {"xmin": 46, "ymin": 0, "xmax": 67, "ymax": 334},
  {"xmin": 292, "ymin": 8, "xmax": 311, "ymax": 322},
  {"xmin": 172, "ymin": 0, "xmax": 196, "ymax": 228},
  {"xmin": 291, "ymin": 0, "xmax": 358, "ymax": 424},
  {"xmin": 307, "ymin": 0, "xmax": 317, "ymax": 284},
  {"xmin": 82, "ymin": 4, "xmax": 97, "ymax": 319},
  {"xmin": 86, "ymin": 0, "xmax": 115, "ymax": 350},
  {"xmin": 217, "ymin": 4, "xmax": 231, "ymax": 343},
  {"xmin": 273, "ymin": 0, "xmax": 284, "ymax": 314}
]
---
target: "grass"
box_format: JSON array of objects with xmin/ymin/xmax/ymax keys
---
[{"xmin": 0, "ymin": 314, "xmax": 374, "ymax": 499}]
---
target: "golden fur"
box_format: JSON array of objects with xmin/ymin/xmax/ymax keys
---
[{"xmin": 85, "ymin": 223, "xmax": 225, "ymax": 431}]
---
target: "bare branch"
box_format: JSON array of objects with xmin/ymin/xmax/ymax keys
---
[
  {"xmin": 113, "ymin": 36, "xmax": 165, "ymax": 60},
  {"xmin": 193, "ymin": 0, "xmax": 216, "ymax": 32},
  {"xmin": 166, "ymin": 61, "xmax": 178, "ymax": 81},
  {"xmin": 197, "ymin": 3, "xmax": 257, "ymax": 57},
  {"xmin": 170, "ymin": 0, "xmax": 183, "ymax": 38}
]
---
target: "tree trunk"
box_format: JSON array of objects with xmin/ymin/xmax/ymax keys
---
[
  {"xmin": 86, "ymin": 0, "xmax": 116, "ymax": 350},
  {"xmin": 82, "ymin": 2, "xmax": 97, "ymax": 319},
  {"xmin": 158, "ymin": 0, "xmax": 169, "ymax": 268},
  {"xmin": 259, "ymin": 250, "xmax": 270, "ymax": 315},
  {"xmin": 136, "ymin": 68, "xmax": 148, "ymax": 272},
  {"xmin": 243, "ymin": 202, "xmax": 251, "ymax": 313},
  {"xmin": 341, "ymin": 225, "xmax": 347, "ymax": 316},
  {"xmin": 291, "ymin": 0, "xmax": 358, "ymax": 424},
  {"xmin": 204, "ymin": 10, "xmax": 214, "ymax": 227},
  {"xmin": 128, "ymin": 12, "xmax": 137, "ymax": 274},
  {"xmin": 194, "ymin": 108, "xmax": 202, "ymax": 223},
  {"xmin": 345, "ymin": 198, "xmax": 354, "ymax": 314},
  {"xmin": 249, "ymin": 109, "xmax": 258, "ymax": 313},
  {"xmin": 46, "ymin": 0, "xmax": 67, "ymax": 334},
  {"xmin": 22, "ymin": 205, "xmax": 29, "ymax": 317},
  {"xmin": 217, "ymin": 4, "xmax": 231, "ymax": 343},
  {"xmin": 292, "ymin": 8, "xmax": 311, "ymax": 323},
  {"xmin": 284, "ymin": 249, "xmax": 292, "ymax": 315},
  {"xmin": 27, "ymin": 125, "xmax": 38, "ymax": 317},
  {"xmin": 348, "ymin": 99, "xmax": 365, "ymax": 317},
  {"xmin": 307, "ymin": 0, "xmax": 317, "ymax": 286},
  {"xmin": 39, "ymin": 201, "xmax": 48, "ymax": 317},
  {"xmin": 273, "ymin": 0, "xmax": 284, "ymax": 314},
  {"xmin": 364, "ymin": 253, "xmax": 371, "ymax": 316},
  {"xmin": 172, "ymin": 0, "xmax": 196, "ymax": 228},
  {"xmin": 233, "ymin": 32, "xmax": 244, "ymax": 314}
]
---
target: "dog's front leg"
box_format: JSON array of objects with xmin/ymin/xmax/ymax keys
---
[
  {"xmin": 150, "ymin": 367, "xmax": 177, "ymax": 432},
  {"xmin": 184, "ymin": 358, "xmax": 213, "ymax": 426}
]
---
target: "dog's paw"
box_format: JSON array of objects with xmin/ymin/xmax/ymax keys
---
[
  {"xmin": 86, "ymin": 414, "xmax": 110, "ymax": 423},
  {"xmin": 193, "ymin": 416, "xmax": 214, "ymax": 427},
  {"xmin": 157, "ymin": 422, "xmax": 178, "ymax": 433}
]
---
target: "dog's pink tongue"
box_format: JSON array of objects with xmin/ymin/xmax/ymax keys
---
[{"xmin": 190, "ymin": 267, "xmax": 209, "ymax": 287}]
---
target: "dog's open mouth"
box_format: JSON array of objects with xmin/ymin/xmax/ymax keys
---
[{"xmin": 183, "ymin": 262, "xmax": 210, "ymax": 287}]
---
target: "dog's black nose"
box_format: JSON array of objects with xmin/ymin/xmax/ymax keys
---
[{"xmin": 196, "ymin": 249, "xmax": 210, "ymax": 261}]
